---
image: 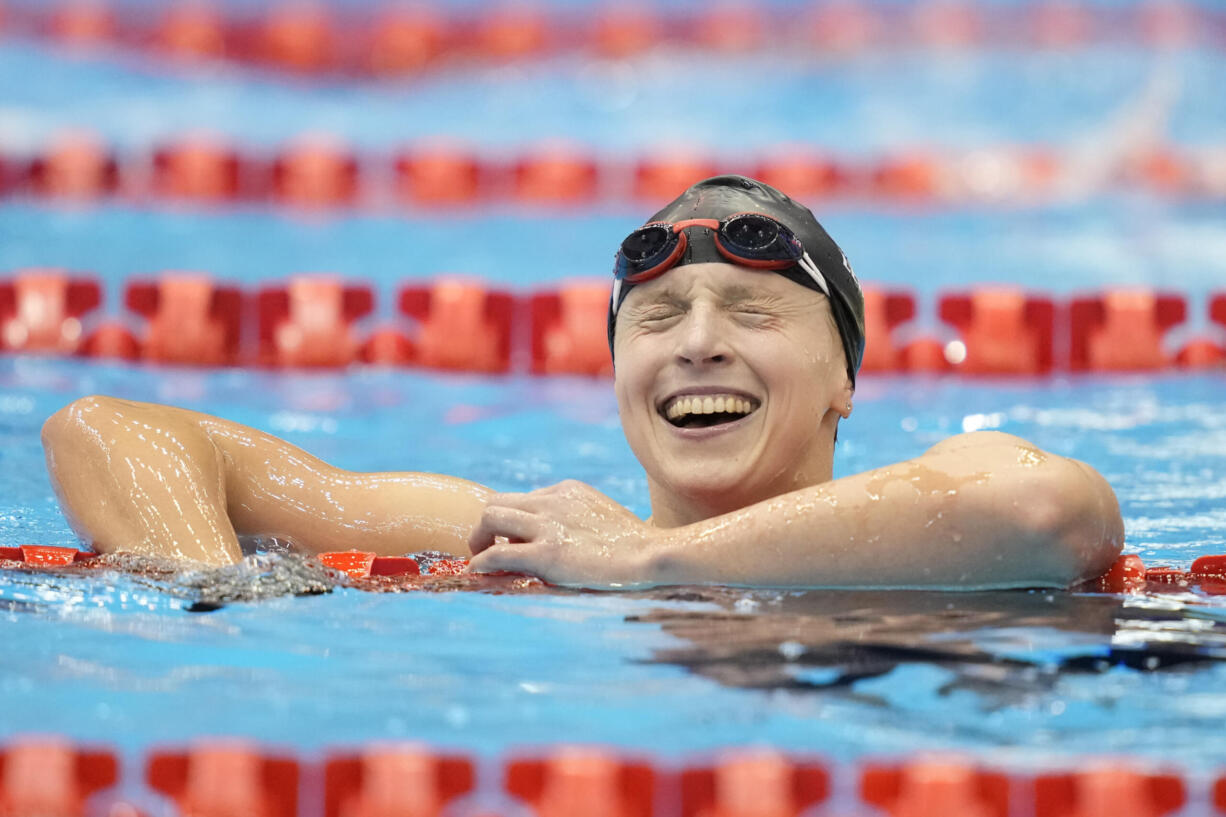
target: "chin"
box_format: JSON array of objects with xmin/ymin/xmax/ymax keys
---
[{"xmin": 661, "ymin": 468, "xmax": 766, "ymax": 513}]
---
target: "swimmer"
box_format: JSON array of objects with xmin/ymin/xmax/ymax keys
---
[{"xmin": 40, "ymin": 175, "xmax": 1123, "ymax": 589}]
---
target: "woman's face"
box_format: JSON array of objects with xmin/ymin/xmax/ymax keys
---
[{"xmin": 613, "ymin": 262, "xmax": 852, "ymax": 518}]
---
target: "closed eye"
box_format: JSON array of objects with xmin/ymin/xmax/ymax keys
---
[
  {"xmin": 728, "ymin": 304, "xmax": 779, "ymax": 324},
  {"xmin": 635, "ymin": 306, "xmax": 685, "ymax": 322}
]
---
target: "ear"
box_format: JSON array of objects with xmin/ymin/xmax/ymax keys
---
[{"xmin": 832, "ymin": 377, "xmax": 854, "ymax": 420}]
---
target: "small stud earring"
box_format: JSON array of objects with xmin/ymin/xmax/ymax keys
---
[{"xmin": 845, "ymin": 402, "xmax": 852, "ymax": 413}]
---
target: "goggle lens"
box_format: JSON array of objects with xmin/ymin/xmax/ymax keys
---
[
  {"xmin": 723, "ymin": 214, "xmax": 780, "ymax": 251},
  {"xmin": 622, "ymin": 224, "xmax": 673, "ymax": 262}
]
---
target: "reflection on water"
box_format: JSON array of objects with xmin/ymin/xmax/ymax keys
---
[
  {"xmin": 627, "ymin": 586, "xmax": 1226, "ymax": 711},
  {"xmin": 6, "ymin": 555, "xmax": 1226, "ymax": 760}
]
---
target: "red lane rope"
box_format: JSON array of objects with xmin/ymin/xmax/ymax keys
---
[
  {"xmin": 3, "ymin": 546, "xmax": 1218, "ymax": 593},
  {"xmin": 4, "ymin": 134, "xmax": 1226, "ymax": 208},
  {"xmin": 0, "ymin": 734, "xmax": 1217, "ymax": 817},
  {"xmin": 1, "ymin": 1, "xmax": 1220, "ymax": 78},
  {"xmin": 2, "ymin": 271, "xmax": 1225, "ymax": 375}
]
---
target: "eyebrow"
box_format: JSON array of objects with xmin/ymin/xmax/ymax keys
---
[{"xmin": 636, "ymin": 282, "xmax": 775, "ymax": 308}]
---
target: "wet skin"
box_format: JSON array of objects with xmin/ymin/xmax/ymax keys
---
[{"xmin": 42, "ymin": 262, "xmax": 1124, "ymax": 588}]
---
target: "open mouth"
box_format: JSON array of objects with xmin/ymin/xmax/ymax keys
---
[{"xmin": 660, "ymin": 394, "xmax": 759, "ymax": 429}]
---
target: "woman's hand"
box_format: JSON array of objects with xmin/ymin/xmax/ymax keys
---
[{"xmin": 466, "ymin": 480, "xmax": 661, "ymax": 588}]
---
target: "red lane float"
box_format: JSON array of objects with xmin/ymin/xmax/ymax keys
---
[
  {"xmin": 151, "ymin": 136, "xmax": 244, "ymax": 202},
  {"xmin": 859, "ymin": 287, "xmax": 916, "ymax": 374},
  {"xmin": 754, "ymin": 152, "xmax": 848, "ymax": 201},
  {"xmin": 369, "ymin": 7, "xmax": 445, "ymax": 77},
  {"xmin": 318, "ymin": 551, "xmax": 429, "ymax": 579},
  {"xmin": 1137, "ymin": 0, "xmax": 1197, "ymax": 49},
  {"xmin": 155, "ymin": 3, "xmax": 227, "ymax": 61},
  {"xmin": 1179, "ymin": 291, "xmax": 1226, "ymax": 368},
  {"xmin": 514, "ymin": 149, "xmax": 601, "ymax": 204},
  {"xmin": 28, "ymin": 131, "xmax": 119, "ymax": 199},
  {"xmin": 0, "ymin": 737, "xmax": 118, "ymax": 817},
  {"xmin": 1033, "ymin": 767, "xmax": 1185, "ymax": 817},
  {"xmin": 393, "ymin": 148, "xmax": 485, "ymax": 206},
  {"xmin": 633, "ymin": 155, "xmax": 720, "ymax": 203},
  {"xmin": 506, "ymin": 748, "xmax": 657, "ymax": 817},
  {"xmin": 0, "ymin": 270, "xmax": 101, "ymax": 355},
  {"xmin": 1031, "ymin": 0, "xmax": 1095, "ymax": 50},
  {"xmin": 592, "ymin": 5, "xmax": 661, "ymax": 58},
  {"xmin": 147, "ymin": 742, "xmax": 298, "ymax": 817},
  {"xmin": 326, "ymin": 747, "xmax": 475, "ymax": 817},
  {"xmin": 680, "ymin": 751, "xmax": 828, "ymax": 817},
  {"xmin": 938, "ymin": 288, "xmax": 1055, "ymax": 375},
  {"xmin": 0, "ymin": 545, "xmax": 96, "ymax": 566},
  {"xmin": 530, "ymin": 279, "xmax": 613, "ymax": 376},
  {"xmin": 400, "ymin": 280, "xmax": 514, "ymax": 373},
  {"xmin": 899, "ymin": 337, "xmax": 955, "ymax": 374},
  {"xmin": 51, "ymin": 0, "xmax": 115, "ymax": 47},
  {"xmin": 360, "ymin": 324, "xmax": 416, "ymax": 367},
  {"xmin": 692, "ymin": 4, "xmax": 766, "ymax": 52},
  {"xmin": 272, "ymin": 137, "xmax": 360, "ymax": 208},
  {"xmin": 259, "ymin": 3, "xmax": 335, "ymax": 73},
  {"xmin": 911, "ymin": 1, "xmax": 983, "ymax": 50},
  {"xmin": 809, "ymin": 0, "xmax": 880, "ymax": 54},
  {"xmin": 474, "ymin": 6, "xmax": 550, "ymax": 61},
  {"xmin": 1213, "ymin": 293, "xmax": 1226, "ymax": 329},
  {"xmin": 1069, "ymin": 290, "xmax": 1185, "ymax": 371},
  {"xmin": 258, "ymin": 277, "xmax": 373, "ymax": 367},
  {"xmin": 124, "ymin": 274, "xmax": 243, "ymax": 365},
  {"xmin": 871, "ymin": 153, "xmax": 943, "ymax": 200},
  {"xmin": 861, "ymin": 759, "xmax": 1010, "ymax": 817}
]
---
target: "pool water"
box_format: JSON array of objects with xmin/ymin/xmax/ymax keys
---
[
  {"xmin": 4, "ymin": 0, "xmax": 1226, "ymax": 780},
  {"xmin": 5, "ymin": 358, "xmax": 1226, "ymax": 770}
]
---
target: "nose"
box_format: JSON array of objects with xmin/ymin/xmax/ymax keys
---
[{"xmin": 675, "ymin": 304, "xmax": 731, "ymax": 366}]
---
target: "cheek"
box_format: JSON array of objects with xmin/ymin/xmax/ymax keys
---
[{"xmin": 613, "ymin": 368, "xmax": 651, "ymax": 428}]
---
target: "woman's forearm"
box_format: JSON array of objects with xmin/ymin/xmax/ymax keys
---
[
  {"xmin": 43, "ymin": 396, "xmax": 492, "ymax": 563},
  {"xmin": 647, "ymin": 433, "xmax": 1124, "ymax": 589}
]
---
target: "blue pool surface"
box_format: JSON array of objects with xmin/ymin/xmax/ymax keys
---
[
  {"xmin": 5, "ymin": 359, "xmax": 1226, "ymax": 769},
  {"xmin": 4, "ymin": 0, "xmax": 1226, "ymax": 777}
]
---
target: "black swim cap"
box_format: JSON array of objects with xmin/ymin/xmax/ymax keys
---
[{"xmin": 608, "ymin": 174, "xmax": 866, "ymax": 384}]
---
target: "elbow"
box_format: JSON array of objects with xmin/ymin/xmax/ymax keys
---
[
  {"xmin": 1008, "ymin": 458, "xmax": 1124, "ymax": 586},
  {"xmin": 43, "ymin": 395, "xmax": 115, "ymax": 458}
]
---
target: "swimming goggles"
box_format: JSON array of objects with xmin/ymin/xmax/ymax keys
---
[{"xmin": 610, "ymin": 212, "xmax": 830, "ymax": 315}]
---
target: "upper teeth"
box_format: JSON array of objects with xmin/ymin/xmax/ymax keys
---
[{"xmin": 664, "ymin": 394, "xmax": 757, "ymax": 420}]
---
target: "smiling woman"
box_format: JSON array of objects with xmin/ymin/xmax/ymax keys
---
[{"xmin": 41, "ymin": 176, "xmax": 1123, "ymax": 590}]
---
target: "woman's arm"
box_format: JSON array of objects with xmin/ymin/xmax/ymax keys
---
[
  {"xmin": 467, "ymin": 431, "xmax": 1124, "ymax": 589},
  {"xmin": 42, "ymin": 395, "xmax": 490, "ymax": 566}
]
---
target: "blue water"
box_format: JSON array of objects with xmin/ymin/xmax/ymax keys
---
[
  {"xmin": 4, "ymin": 0, "xmax": 1226, "ymax": 776},
  {"xmin": 5, "ymin": 357, "xmax": 1226, "ymax": 769}
]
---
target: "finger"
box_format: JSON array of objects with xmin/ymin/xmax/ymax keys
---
[
  {"xmin": 467, "ymin": 506, "xmax": 541, "ymax": 555},
  {"xmin": 486, "ymin": 491, "xmax": 548, "ymax": 512},
  {"xmin": 468, "ymin": 543, "xmax": 538, "ymax": 575}
]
